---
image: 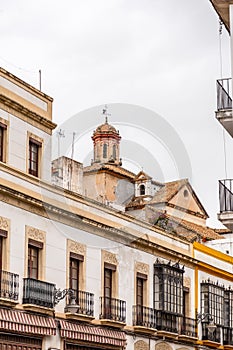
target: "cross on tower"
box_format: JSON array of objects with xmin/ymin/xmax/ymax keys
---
[{"xmin": 102, "ymin": 104, "xmax": 111, "ymax": 123}]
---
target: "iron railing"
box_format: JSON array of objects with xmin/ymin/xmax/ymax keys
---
[
  {"xmin": 219, "ymin": 179, "xmax": 233, "ymax": 212},
  {"xmin": 202, "ymin": 323, "xmax": 221, "ymax": 343},
  {"xmin": 0, "ymin": 270, "xmax": 19, "ymax": 301},
  {"xmin": 132, "ymin": 305, "xmax": 156, "ymax": 329},
  {"xmin": 70, "ymin": 290, "xmax": 94, "ymax": 316},
  {"xmin": 23, "ymin": 278, "xmax": 55, "ymax": 308},
  {"xmin": 223, "ymin": 327, "xmax": 233, "ymax": 345},
  {"xmin": 100, "ymin": 296, "xmax": 126, "ymax": 322},
  {"xmin": 180, "ymin": 317, "xmax": 197, "ymax": 338},
  {"xmin": 156, "ymin": 310, "xmax": 180, "ymax": 333},
  {"xmin": 217, "ymin": 78, "xmax": 232, "ymax": 111}
]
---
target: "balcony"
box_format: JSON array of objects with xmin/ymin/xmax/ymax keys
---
[
  {"xmin": 100, "ymin": 296, "xmax": 126, "ymax": 323},
  {"xmin": 0, "ymin": 270, "xmax": 19, "ymax": 302},
  {"xmin": 218, "ymin": 180, "xmax": 233, "ymax": 230},
  {"xmin": 69, "ymin": 290, "xmax": 94, "ymax": 316},
  {"xmin": 180, "ymin": 316, "xmax": 197, "ymax": 339},
  {"xmin": 132, "ymin": 305, "xmax": 156, "ymax": 330},
  {"xmin": 23, "ymin": 278, "xmax": 55, "ymax": 309},
  {"xmin": 156, "ymin": 310, "xmax": 179, "ymax": 334},
  {"xmin": 224, "ymin": 327, "xmax": 233, "ymax": 345},
  {"xmin": 202, "ymin": 323, "xmax": 221, "ymax": 343},
  {"xmin": 216, "ymin": 78, "xmax": 233, "ymax": 138}
]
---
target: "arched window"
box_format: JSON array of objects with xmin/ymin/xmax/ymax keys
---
[
  {"xmin": 103, "ymin": 143, "xmax": 107, "ymax": 158},
  {"xmin": 113, "ymin": 144, "xmax": 116, "ymax": 160},
  {"xmin": 139, "ymin": 184, "xmax": 145, "ymax": 196}
]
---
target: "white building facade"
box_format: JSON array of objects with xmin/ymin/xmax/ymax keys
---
[{"xmin": 0, "ymin": 67, "xmax": 232, "ymax": 350}]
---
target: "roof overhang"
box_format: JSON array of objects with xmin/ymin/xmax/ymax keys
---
[{"xmin": 209, "ymin": 0, "xmax": 233, "ymax": 33}]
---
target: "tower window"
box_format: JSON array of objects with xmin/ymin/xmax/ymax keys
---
[
  {"xmin": 103, "ymin": 143, "xmax": 107, "ymax": 158},
  {"xmin": 140, "ymin": 184, "xmax": 145, "ymax": 196},
  {"xmin": 113, "ymin": 144, "xmax": 116, "ymax": 160}
]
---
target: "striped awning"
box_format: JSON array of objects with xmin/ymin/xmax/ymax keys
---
[
  {"xmin": 60, "ymin": 320, "xmax": 126, "ymax": 348},
  {"xmin": 0, "ymin": 308, "xmax": 56, "ymax": 336}
]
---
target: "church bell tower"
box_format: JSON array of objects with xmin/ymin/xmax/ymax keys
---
[{"xmin": 92, "ymin": 107, "xmax": 121, "ymax": 165}]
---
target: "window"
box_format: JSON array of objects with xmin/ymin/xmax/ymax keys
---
[
  {"xmin": 69, "ymin": 253, "xmax": 84, "ymax": 304},
  {"xmin": 136, "ymin": 274, "xmax": 146, "ymax": 325},
  {"xmin": 103, "ymin": 143, "xmax": 107, "ymax": 158},
  {"xmin": 139, "ymin": 184, "xmax": 145, "ymax": 196},
  {"xmin": 103, "ymin": 266, "xmax": 113, "ymax": 318},
  {"xmin": 153, "ymin": 260, "xmax": 184, "ymax": 315},
  {"xmin": 113, "ymin": 144, "xmax": 116, "ymax": 160},
  {"xmin": 201, "ymin": 280, "xmax": 224, "ymax": 342},
  {"xmin": 27, "ymin": 239, "xmax": 43, "ymax": 279},
  {"xmin": 28, "ymin": 139, "xmax": 41, "ymax": 177},
  {"xmin": 0, "ymin": 123, "xmax": 7, "ymax": 163}
]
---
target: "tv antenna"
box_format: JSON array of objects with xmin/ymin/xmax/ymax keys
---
[{"xmin": 57, "ymin": 129, "xmax": 65, "ymax": 157}]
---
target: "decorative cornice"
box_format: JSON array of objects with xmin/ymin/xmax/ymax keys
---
[
  {"xmin": 26, "ymin": 225, "xmax": 46, "ymax": 242},
  {"xmin": 0, "ymin": 216, "xmax": 9, "ymax": 230},
  {"xmin": 102, "ymin": 250, "xmax": 118, "ymax": 265},
  {"xmin": 0, "ymin": 94, "xmax": 57, "ymax": 133},
  {"xmin": 135, "ymin": 261, "xmax": 149, "ymax": 275},
  {"xmin": 68, "ymin": 239, "xmax": 86, "ymax": 255}
]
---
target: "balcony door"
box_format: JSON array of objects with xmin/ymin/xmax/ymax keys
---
[
  {"xmin": 69, "ymin": 257, "xmax": 80, "ymax": 303},
  {"xmin": 104, "ymin": 267, "xmax": 112, "ymax": 318},
  {"xmin": 136, "ymin": 276, "xmax": 144, "ymax": 325},
  {"xmin": 28, "ymin": 244, "xmax": 39, "ymax": 279}
]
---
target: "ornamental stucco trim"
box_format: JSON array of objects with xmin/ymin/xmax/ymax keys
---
[
  {"xmin": 134, "ymin": 340, "xmax": 149, "ymax": 350},
  {"xmin": 26, "ymin": 225, "xmax": 46, "ymax": 242},
  {"xmin": 155, "ymin": 342, "xmax": 173, "ymax": 350},
  {"xmin": 0, "ymin": 216, "xmax": 10, "ymax": 231},
  {"xmin": 102, "ymin": 250, "xmax": 118, "ymax": 265},
  {"xmin": 135, "ymin": 261, "xmax": 149, "ymax": 275}
]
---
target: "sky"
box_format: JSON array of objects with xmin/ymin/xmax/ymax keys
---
[{"xmin": 0, "ymin": 0, "xmax": 232, "ymax": 228}]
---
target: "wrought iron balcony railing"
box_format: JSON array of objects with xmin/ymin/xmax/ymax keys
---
[
  {"xmin": 0, "ymin": 270, "xmax": 19, "ymax": 301},
  {"xmin": 180, "ymin": 316, "xmax": 197, "ymax": 338},
  {"xmin": 23, "ymin": 278, "xmax": 55, "ymax": 308},
  {"xmin": 202, "ymin": 323, "xmax": 221, "ymax": 343},
  {"xmin": 69, "ymin": 290, "xmax": 94, "ymax": 316},
  {"xmin": 156, "ymin": 310, "xmax": 180, "ymax": 333},
  {"xmin": 100, "ymin": 296, "xmax": 126, "ymax": 322},
  {"xmin": 223, "ymin": 327, "xmax": 233, "ymax": 345},
  {"xmin": 219, "ymin": 179, "xmax": 233, "ymax": 212},
  {"xmin": 132, "ymin": 305, "xmax": 156, "ymax": 329},
  {"xmin": 217, "ymin": 78, "xmax": 232, "ymax": 111}
]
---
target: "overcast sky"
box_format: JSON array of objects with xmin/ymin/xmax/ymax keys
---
[{"xmin": 1, "ymin": 0, "xmax": 232, "ymax": 228}]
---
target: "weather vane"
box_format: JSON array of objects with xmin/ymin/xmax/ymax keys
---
[{"xmin": 102, "ymin": 104, "xmax": 111, "ymax": 123}]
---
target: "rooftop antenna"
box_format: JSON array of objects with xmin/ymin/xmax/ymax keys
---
[
  {"xmin": 39, "ymin": 69, "xmax": 42, "ymax": 91},
  {"xmin": 102, "ymin": 104, "xmax": 111, "ymax": 123},
  {"xmin": 57, "ymin": 129, "xmax": 65, "ymax": 157},
  {"xmin": 71, "ymin": 132, "xmax": 76, "ymax": 160}
]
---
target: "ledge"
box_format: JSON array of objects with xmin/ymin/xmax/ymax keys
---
[
  {"xmin": 156, "ymin": 330, "xmax": 178, "ymax": 339},
  {"xmin": 92, "ymin": 319, "xmax": 126, "ymax": 329},
  {"xmin": 132, "ymin": 325, "xmax": 156, "ymax": 335},
  {"xmin": 200, "ymin": 340, "xmax": 221, "ymax": 348},
  {"xmin": 224, "ymin": 345, "xmax": 233, "ymax": 350},
  {"xmin": 0, "ymin": 298, "xmax": 18, "ymax": 308},
  {"xmin": 22, "ymin": 304, "xmax": 54, "ymax": 316},
  {"xmin": 65, "ymin": 313, "xmax": 95, "ymax": 323},
  {"xmin": 178, "ymin": 334, "xmax": 198, "ymax": 343}
]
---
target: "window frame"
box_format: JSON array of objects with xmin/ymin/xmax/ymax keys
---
[
  {"xmin": 0, "ymin": 122, "xmax": 7, "ymax": 163},
  {"xmin": 153, "ymin": 260, "xmax": 184, "ymax": 315}
]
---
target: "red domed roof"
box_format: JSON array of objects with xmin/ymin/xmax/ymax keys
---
[{"xmin": 93, "ymin": 121, "xmax": 119, "ymax": 136}]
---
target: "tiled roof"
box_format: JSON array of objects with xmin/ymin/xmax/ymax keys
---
[
  {"xmin": 149, "ymin": 179, "xmax": 188, "ymax": 204},
  {"xmin": 152, "ymin": 211, "xmax": 223, "ymax": 242},
  {"xmin": 83, "ymin": 163, "xmax": 136, "ymax": 179}
]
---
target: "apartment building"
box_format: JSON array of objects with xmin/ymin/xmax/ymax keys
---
[{"xmin": 0, "ymin": 66, "xmax": 232, "ymax": 350}]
